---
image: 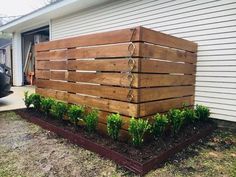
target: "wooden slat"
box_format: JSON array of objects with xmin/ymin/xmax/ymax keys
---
[
  {"xmin": 140, "ymin": 59, "xmax": 196, "ymax": 74},
  {"xmin": 36, "ymin": 70, "xmax": 66, "ymax": 80},
  {"xmin": 140, "ymin": 27, "xmax": 198, "ymax": 53},
  {"xmin": 36, "ymin": 88, "xmax": 138, "ymax": 117},
  {"xmin": 37, "ymin": 60, "xmax": 67, "ymax": 70},
  {"xmin": 139, "ymin": 74, "xmax": 195, "ymax": 87},
  {"xmin": 140, "ymin": 43, "xmax": 197, "ymax": 63},
  {"xmin": 35, "ymin": 27, "xmax": 141, "ymax": 51},
  {"xmin": 139, "ymin": 86, "xmax": 194, "ymax": 102},
  {"xmin": 139, "ymin": 96, "xmax": 194, "ymax": 117},
  {"xmin": 36, "ymin": 43, "xmax": 196, "ymax": 64},
  {"xmin": 36, "ymin": 43, "xmax": 139, "ymax": 60},
  {"xmin": 67, "ymin": 58, "xmax": 140, "ymax": 72},
  {"xmin": 36, "ymin": 79, "xmax": 139, "ymax": 102},
  {"xmin": 36, "ymin": 71, "xmax": 195, "ymax": 88},
  {"xmin": 68, "ymin": 72, "xmax": 139, "ymax": 87},
  {"xmin": 37, "ymin": 58, "xmax": 195, "ymax": 74},
  {"xmin": 36, "ymin": 70, "xmax": 138, "ymax": 87}
]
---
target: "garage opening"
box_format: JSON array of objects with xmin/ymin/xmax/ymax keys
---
[{"xmin": 22, "ymin": 26, "xmax": 49, "ymax": 85}]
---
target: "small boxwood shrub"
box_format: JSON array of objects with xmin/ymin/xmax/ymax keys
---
[
  {"xmin": 31, "ymin": 94, "xmax": 42, "ymax": 111},
  {"xmin": 152, "ymin": 113, "xmax": 168, "ymax": 138},
  {"xmin": 68, "ymin": 105, "xmax": 85, "ymax": 125},
  {"xmin": 50, "ymin": 101, "xmax": 68, "ymax": 120},
  {"xmin": 41, "ymin": 98, "xmax": 55, "ymax": 116},
  {"xmin": 195, "ymin": 104, "xmax": 210, "ymax": 121},
  {"xmin": 168, "ymin": 109, "xmax": 184, "ymax": 135},
  {"xmin": 182, "ymin": 108, "xmax": 197, "ymax": 124},
  {"xmin": 107, "ymin": 113, "xmax": 123, "ymax": 140},
  {"xmin": 23, "ymin": 91, "xmax": 33, "ymax": 109},
  {"xmin": 128, "ymin": 118, "xmax": 151, "ymax": 147},
  {"xmin": 84, "ymin": 108, "xmax": 99, "ymax": 133}
]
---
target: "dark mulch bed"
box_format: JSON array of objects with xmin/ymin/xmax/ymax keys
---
[
  {"xmin": 15, "ymin": 108, "xmax": 216, "ymax": 175},
  {"xmin": 15, "ymin": 108, "xmax": 215, "ymax": 163}
]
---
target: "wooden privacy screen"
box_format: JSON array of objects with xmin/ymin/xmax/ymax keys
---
[{"xmin": 35, "ymin": 26, "xmax": 197, "ymax": 132}]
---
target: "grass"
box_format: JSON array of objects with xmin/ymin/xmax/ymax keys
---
[{"xmin": 0, "ymin": 111, "xmax": 235, "ymax": 177}]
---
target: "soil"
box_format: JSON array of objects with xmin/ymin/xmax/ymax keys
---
[{"xmin": 16, "ymin": 108, "xmax": 215, "ymax": 163}]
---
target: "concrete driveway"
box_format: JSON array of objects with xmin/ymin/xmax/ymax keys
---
[{"xmin": 0, "ymin": 86, "xmax": 35, "ymax": 112}]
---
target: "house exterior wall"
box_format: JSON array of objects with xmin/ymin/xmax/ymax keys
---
[{"xmin": 51, "ymin": 0, "xmax": 236, "ymax": 122}]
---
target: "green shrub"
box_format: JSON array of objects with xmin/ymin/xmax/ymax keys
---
[
  {"xmin": 168, "ymin": 109, "xmax": 184, "ymax": 135},
  {"xmin": 182, "ymin": 108, "xmax": 197, "ymax": 124},
  {"xmin": 107, "ymin": 113, "xmax": 123, "ymax": 140},
  {"xmin": 31, "ymin": 94, "xmax": 42, "ymax": 111},
  {"xmin": 152, "ymin": 113, "xmax": 168, "ymax": 138},
  {"xmin": 41, "ymin": 98, "xmax": 55, "ymax": 116},
  {"xmin": 195, "ymin": 105, "xmax": 210, "ymax": 121},
  {"xmin": 23, "ymin": 91, "xmax": 33, "ymax": 109},
  {"xmin": 68, "ymin": 105, "xmax": 85, "ymax": 125},
  {"xmin": 84, "ymin": 109, "xmax": 99, "ymax": 133},
  {"xmin": 50, "ymin": 101, "xmax": 68, "ymax": 119},
  {"xmin": 128, "ymin": 118, "xmax": 151, "ymax": 147}
]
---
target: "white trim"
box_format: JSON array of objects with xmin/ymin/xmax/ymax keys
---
[{"xmin": 12, "ymin": 32, "xmax": 23, "ymax": 86}]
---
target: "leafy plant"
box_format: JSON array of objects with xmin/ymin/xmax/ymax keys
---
[
  {"xmin": 23, "ymin": 91, "xmax": 33, "ymax": 109},
  {"xmin": 168, "ymin": 109, "xmax": 184, "ymax": 135},
  {"xmin": 68, "ymin": 105, "xmax": 85, "ymax": 125},
  {"xmin": 128, "ymin": 118, "xmax": 151, "ymax": 147},
  {"xmin": 182, "ymin": 108, "xmax": 197, "ymax": 124},
  {"xmin": 84, "ymin": 108, "xmax": 99, "ymax": 133},
  {"xmin": 107, "ymin": 113, "xmax": 123, "ymax": 140},
  {"xmin": 152, "ymin": 113, "xmax": 168, "ymax": 138},
  {"xmin": 195, "ymin": 105, "xmax": 210, "ymax": 121},
  {"xmin": 31, "ymin": 94, "xmax": 42, "ymax": 111},
  {"xmin": 50, "ymin": 101, "xmax": 68, "ymax": 120},
  {"xmin": 41, "ymin": 98, "xmax": 55, "ymax": 116}
]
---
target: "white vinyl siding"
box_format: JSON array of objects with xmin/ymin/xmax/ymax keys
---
[{"xmin": 51, "ymin": 0, "xmax": 236, "ymax": 122}]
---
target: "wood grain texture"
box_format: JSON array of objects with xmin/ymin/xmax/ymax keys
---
[
  {"xmin": 139, "ymin": 96, "xmax": 194, "ymax": 117},
  {"xmin": 37, "ymin": 59, "xmax": 195, "ymax": 74},
  {"xmin": 36, "ymin": 79, "xmax": 139, "ymax": 102},
  {"xmin": 36, "ymin": 88, "xmax": 138, "ymax": 117},
  {"xmin": 35, "ymin": 26, "xmax": 197, "ymax": 121},
  {"xmin": 140, "ymin": 27, "xmax": 198, "ymax": 52}
]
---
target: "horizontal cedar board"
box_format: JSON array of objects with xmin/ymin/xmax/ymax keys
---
[
  {"xmin": 36, "ymin": 80, "xmax": 193, "ymax": 103},
  {"xmin": 36, "ymin": 43, "xmax": 196, "ymax": 63},
  {"xmin": 37, "ymin": 60, "xmax": 67, "ymax": 70},
  {"xmin": 139, "ymin": 74, "xmax": 195, "ymax": 87},
  {"xmin": 139, "ymin": 86, "xmax": 194, "ymax": 102},
  {"xmin": 67, "ymin": 58, "xmax": 139, "ymax": 72},
  {"xmin": 36, "ymin": 58, "xmax": 139, "ymax": 72},
  {"xmin": 36, "ymin": 71, "xmax": 195, "ymax": 87},
  {"xmin": 36, "ymin": 79, "xmax": 138, "ymax": 102},
  {"xmin": 35, "ymin": 27, "xmax": 141, "ymax": 51},
  {"xmin": 36, "ymin": 88, "xmax": 138, "ymax": 117},
  {"xmin": 35, "ymin": 26, "xmax": 197, "ymax": 53},
  {"xmin": 36, "ymin": 43, "xmax": 138, "ymax": 60},
  {"xmin": 140, "ymin": 27, "xmax": 197, "ymax": 52},
  {"xmin": 37, "ymin": 59, "xmax": 195, "ymax": 74},
  {"xmin": 139, "ymin": 96, "xmax": 194, "ymax": 117},
  {"xmin": 140, "ymin": 59, "xmax": 195, "ymax": 74},
  {"xmin": 140, "ymin": 43, "xmax": 196, "ymax": 64},
  {"xmin": 36, "ymin": 71, "xmax": 138, "ymax": 87}
]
